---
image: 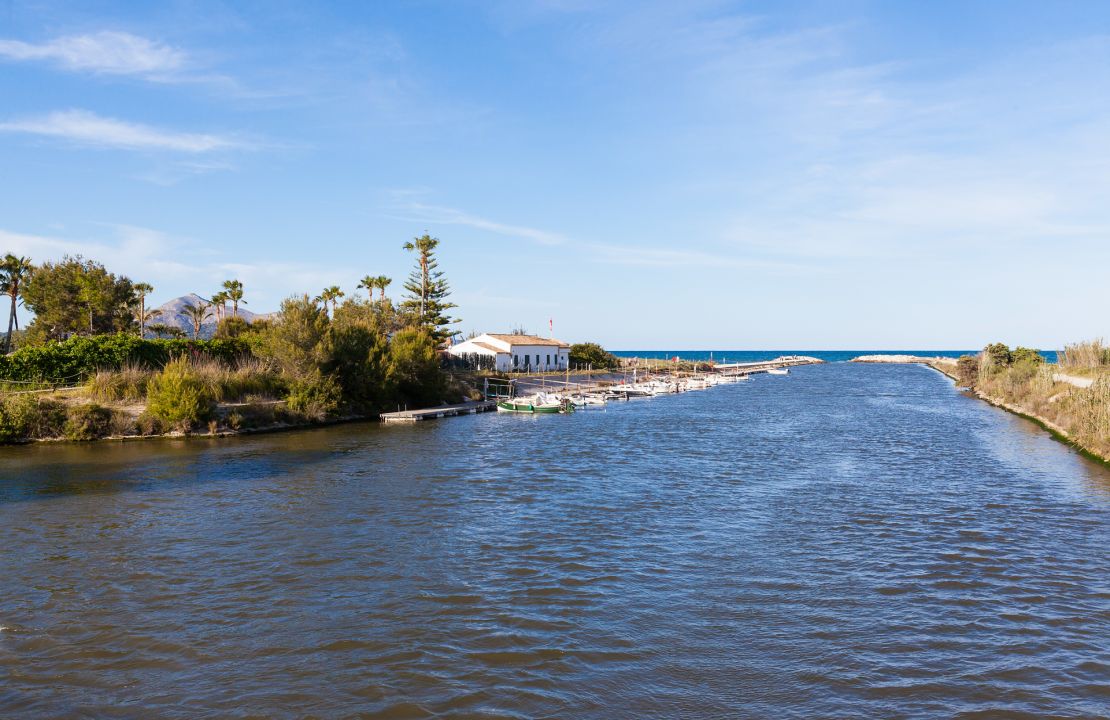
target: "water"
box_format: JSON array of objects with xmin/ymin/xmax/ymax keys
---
[
  {"xmin": 612, "ymin": 349, "xmax": 1060, "ymax": 363},
  {"xmin": 1, "ymin": 363, "xmax": 1107, "ymax": 718}
]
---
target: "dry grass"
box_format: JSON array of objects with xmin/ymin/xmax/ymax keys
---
[
  {"xmin": 1058, "ymin": 339, "xmax": 1110, "ymax": 368},
  {"xmin": 188, "ymin": 354, "xmax": 283, "ymax": 403},
  {"xmin": 975, "ymin": 357, "xmax": 1110, "ymax": 459},
  {"xmin": 87, "ymin": 361, "xmax": 154, "ymax": 403},
  {"xmin": 87, "ymin": 354, "xmax": 284, "ymax": 405}
]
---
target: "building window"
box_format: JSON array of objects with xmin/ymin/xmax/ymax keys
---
[{"xmin": 513, "ymin": 354, "xmax": 518, "ymax": 368}]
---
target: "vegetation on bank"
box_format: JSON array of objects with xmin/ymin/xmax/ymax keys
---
[
  {"xmin": 955, "ymin": 340, "xmax": 1110, "ymax": 459},
  {"xmin": 569, "ymin": 343, "xmax": 621, "ymax": 370},
  {"xmin": 0, "ymin": 235, "xmax": 473, "ymax": 444}
]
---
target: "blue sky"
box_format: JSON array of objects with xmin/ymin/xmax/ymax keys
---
[{"xmin": 1, "ymin": 1, "xmax": 1108, "ymax": 349}]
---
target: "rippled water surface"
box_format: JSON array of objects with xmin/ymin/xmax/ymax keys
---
[{"xmin": 1, "ymin": 364, "xmax": 1108, "ymax": 718}]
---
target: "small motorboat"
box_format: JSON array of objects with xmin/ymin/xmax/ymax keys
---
[
  {"xmin": 497, "ymin": 392, "xmax": 574, "ymax": 413},
  {"xmin": 767, "ymin": 367, "xmax": 789, "ymax": 375}
]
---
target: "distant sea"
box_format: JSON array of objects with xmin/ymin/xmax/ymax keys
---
[{"xmin": 611, "ymin": 350, "xmax": 1060, "ymax": 363}]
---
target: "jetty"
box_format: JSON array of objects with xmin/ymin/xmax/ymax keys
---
[
  {"xmin": 714, "ymin": 355, "xmax": 823, "ymax": 376},
  {"xmin": 380, "ymin": 400, "xmax": 496, "ymax": 424}
]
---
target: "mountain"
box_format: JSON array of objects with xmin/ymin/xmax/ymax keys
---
[{"xmin": 146, "ymin": 293, "xmax": 270, "ymax": 339}]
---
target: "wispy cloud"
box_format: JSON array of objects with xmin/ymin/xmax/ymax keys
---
[
  {"xmin": 387, "ymin": 200, "xmax": 568, "ymax": 246},
  {"xmin": 0, "ymin": 31, "xmax": 185, "ymax": 77},
  {"xmin": 389, "ymin": 195, "xmax": 814, "ymax": 273},
  {"xmin": 0, "ymin": 109, "xmax": 245, "ymax": 153}
]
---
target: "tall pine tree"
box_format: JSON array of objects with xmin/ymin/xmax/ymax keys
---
[{"xmin": 401, "ymin": 234, "xmax": 457, "ymax": 343}]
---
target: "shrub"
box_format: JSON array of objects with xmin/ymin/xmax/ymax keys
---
[
  {"xmin": 956, "ymin": 354, "xmax": 980, "ymax": 386},
  {"xmin": 109, "ymin": 412, "xmax": 138, "ymax": 437},
  {"xmin": 984, "ymin": 342, "xmax": 1012, "ymax": 369},
  {"xmin": 250, "ymin": 295, "xmax": 330, "ymax": 378},
  {"xmin": 285, "ymin": 373, "xmax": 341, "ymax": 421},
  {"xmin": 64, "ymin": 404, "xmax": 113, "ymax": 441},
  {"xmin": 30, "ymin": 399, "xmax": 68, "ymax": 439},
  {"xmin": 1011, "ymin": 347, "xmax": 1044, "ymax": 366},
  {"xmin": 569, "ymin": 342, "xmax": 620, "ymax": 370},
  {"xmin": 146, "ymin": 356, "xmax": 214, "ymax": 430},
  {"xmin": 0, "ymin": 333, "xmax": 251, "ymax": 383},
  {"xmin": 0, "ymin": 394, "xmax": 37, "ymax": 443},
  {"xmin": 214, "ymin": 316, "xmax": 252, "ymax": 339},
  {"xmin": 135, "ymin": 411, "xmax": 164, "ymax": 436},
  {"xmin": 238, "ymin": 401, "xmax": 277, "ymax": 429},
  {"xmin": 321, "ymin": 324, "xmax": 389, "ymax": 411},
  {"xmin": 386, "ymin": 327, "xmax": 445, "ymax": 407},
  {"xmin": 0, "ymin": 395, "xmax": 68, "ymax": 443}
]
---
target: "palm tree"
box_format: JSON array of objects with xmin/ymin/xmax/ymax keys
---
[
  {"xmin": 0, "ymin": 254, "xmax": 32, "ymax": 353},
  {"xmin": 315, "ymin": 285, "xmax": 344, "ymax": 317},
  {"xmin": 133, "ymin": 282, "xmax": 154, "ymax": 338},
  {"xmin": 222, "ymin": 279, "xmax": 245, "ymax": 315},
  {"xmin": 403, "ymin": 234, "xmax": 438, "ymax": 319},
  {"xmin": 210, "ymin": 291, "xmax": 228, "ymax": 322},
  {"xmin": 182, "ymin": 301, "xmax": 212, "ymax": 339},
  {"xmin": 358, "ymin": 275, "xmax": 376, "ymax": 299},
  {"xmin": 376, "ymin": 275, "xmax": 392, "ymax": 303},
  {"xmin": 149, "ymin": 322, "xmax": 185, "ymax": 339}
]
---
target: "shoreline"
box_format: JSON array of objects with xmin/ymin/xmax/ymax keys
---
[{"xmin": 853, "ymin": 355, "xmax": 1110, "ymax": 466}]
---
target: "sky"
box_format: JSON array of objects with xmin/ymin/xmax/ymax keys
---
[{"xmin": 1, "ymin": 0, "xmax": 1108, "ymax": 349}]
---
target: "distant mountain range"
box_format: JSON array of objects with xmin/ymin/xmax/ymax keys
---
[{"xmin": 145, "ymin": 294, "xmax": 271, "ymax": 339}]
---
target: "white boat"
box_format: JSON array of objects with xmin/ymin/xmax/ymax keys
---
[
  {"xmin": 568, "ymin": 393, "xmax": 607, "ymax": 407},
  {"xmin": 497, "ymin": 392, "xmax": 572, "ymax": 413},
  {"xmin": 767, "ymin": 368, "xmax": 789, "ymax": 375}
]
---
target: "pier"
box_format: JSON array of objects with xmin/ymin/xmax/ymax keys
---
[{"xmin": 380, "ymin": 400, "xmax": 497, "ymax": 424}]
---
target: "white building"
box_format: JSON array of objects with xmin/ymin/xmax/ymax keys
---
[{"xmin": 448, "ymin": 333, "xmax": 570, "ymax": 372}]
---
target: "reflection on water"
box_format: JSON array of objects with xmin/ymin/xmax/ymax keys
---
[{"xmin": 1, "ymin": 363, "xmax": 1108, "ymax": 718}]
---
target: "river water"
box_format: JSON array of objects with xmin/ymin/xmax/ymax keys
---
[{"xmin": 1, "ymin": 363, "xmax": 1108, "ymax": 718}]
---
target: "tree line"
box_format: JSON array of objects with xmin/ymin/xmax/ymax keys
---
[{"xmin": 1, "ymin": 233, "xmax": 458, "ymax": 351}]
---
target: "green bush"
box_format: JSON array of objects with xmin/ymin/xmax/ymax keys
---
[
  {"xmin": 0, "ymin": 395, "xmax": 68, "ymax": 443},
  {"xmin": 214, "ymin": 316, "xmax": 252, "ymax": 339},
  {"xmin": 146, "ymin": 357, "xmax": 214, "ymax": 430},
  {"xmin": 1011, "ymin": 346, "xmax": 1045, "ymax": 366},
  {"xmin": 984, "ymin": 342, "xmax": 1012, "ymax": 369},
  {"xmin": 64, "ymin": 404, "xmax": 113, "ymax": 441},
  {"xmin": 0, "ymin": 334, "xmax": 252, "ymax": 383},
  {"xmin": 569, "ymin": 342, "xmax": 620, "ymax": 370},
  {"xmin": 321, "ymin": 324, "xmax": 389, "ymax": 411},
  {"xmin": 285, "ymin": 373, "xmax": 342, "ymax": 421},
  {"xmin": 0, "ymin": 394, "xmax": 37, "ymax": 443},
  {"xmin": 387, "ymin": 327, "xmax": 445, "ymax": 407}
]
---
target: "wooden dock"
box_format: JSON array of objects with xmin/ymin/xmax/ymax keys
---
[{"xmin": 380, "ymin": 400, "xmax": 497, "ymax": 424}]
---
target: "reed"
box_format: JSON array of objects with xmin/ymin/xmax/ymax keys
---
[
  {"xmin": 1058, "ymin": 339, "xmax": 1110, "ymax": 368},
  {"xmin": 87, "ymin": 361, "xmax": 154, "ymax": 403}
]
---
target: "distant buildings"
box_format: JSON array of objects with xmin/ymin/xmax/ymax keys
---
[{"xmin": 448, "ymin": 333, "xmax": 570, "ymax": 372}]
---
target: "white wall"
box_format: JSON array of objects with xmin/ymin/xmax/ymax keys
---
[{"xmin": 508, "ymin": 345, "xmax": 569, "ymax": 371}]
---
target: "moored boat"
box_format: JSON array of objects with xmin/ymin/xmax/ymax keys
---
[{"xmin": 497, "ymin": 392, "xmax": 574, "ymax": 414}]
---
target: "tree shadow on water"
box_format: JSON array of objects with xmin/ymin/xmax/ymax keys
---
[{"xmin": 0, "ymin": 423, "xmax": 387, "ymax": 504}]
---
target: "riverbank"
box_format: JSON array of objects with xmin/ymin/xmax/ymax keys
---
[{"xmin": 852, "ymin": 351, "xmax": 1110, "ymax": 465}]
